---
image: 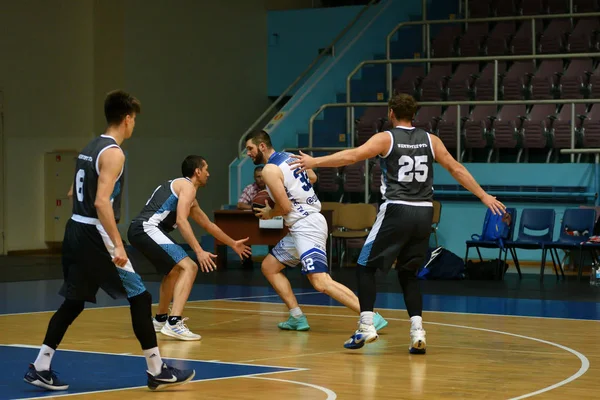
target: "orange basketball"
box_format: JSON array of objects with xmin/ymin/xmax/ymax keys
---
[{"xmin": 252, "ymin": 190, "xmax": 275, "ymax": 209}]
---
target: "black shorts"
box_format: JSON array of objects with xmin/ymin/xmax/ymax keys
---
[
  {"xmin": 127, "ymin": 221, "xmax": 189, "ymax": 275},
  {"xmin": 60, "ymin": 217, "xmax": 147, "ymax": 303},
  {"xmin": 357, "ymin": 202, "xmax": 433, "ymax": 272}
]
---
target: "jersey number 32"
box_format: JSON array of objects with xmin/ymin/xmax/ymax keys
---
[{"xmin": 398, "ymin": 155, "xmax": 428, "ymax": 183}]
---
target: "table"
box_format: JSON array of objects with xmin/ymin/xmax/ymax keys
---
[{"xmin": 213, "ymin": 209, "xmax": 333, "ymax": 269}]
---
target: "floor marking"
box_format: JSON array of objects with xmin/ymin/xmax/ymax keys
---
[{"xmin": 249, "ymin": 376, "xmax": 337, "ymax": 400}]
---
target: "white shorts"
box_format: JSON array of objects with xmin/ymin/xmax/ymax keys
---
[{"xmin": 270, "ymin": 213, "xmax": 328, "ymax": 274}]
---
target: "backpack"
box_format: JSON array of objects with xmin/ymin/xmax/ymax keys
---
[
  {"xmin": 470, "ymin": 208, "xmax": 513, "ymax": 248},
  {"xmin": 417, "ymin": 247, "xmax": 465, "ymax": 280},
  {"xmin": 465, "ymin": 259, "xmax": 509, "ymax": 280}
]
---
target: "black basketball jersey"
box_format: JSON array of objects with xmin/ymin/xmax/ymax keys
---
[
  {"xmin": 72, "ymin": 135, "xmax": 125, "ymax": 220},
  {"xmin": 132, "ymin": 178, "xmax": 192, "ymax": 232},
  {"xmin": 379, "ymin": 127, "xmax": 434, "ymax": 202}
]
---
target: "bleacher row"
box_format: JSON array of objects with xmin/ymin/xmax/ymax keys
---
[{"xmin": 352, "ymin": 1, "xmax": 600, "ymax": 162}]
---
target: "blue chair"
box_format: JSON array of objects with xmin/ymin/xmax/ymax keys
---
[
  {"xmin": 546, "ymin": 208, "xmax": 597, "ymax": 281},
  {"xmin": 464, "ymin": 208, "xmax": 521, "ymax": 278},
  {"xmin": 504, "ymin": 208, "xmax": 556, "ymax": 281}
]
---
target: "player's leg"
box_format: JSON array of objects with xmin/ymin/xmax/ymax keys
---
[
  {"xmin": 345, "ymin": 203, "xmax": 404, "ymax": 349},
  {"xmin": 128, "ymin": 223, "xmax": 200, "ymax": 340},
  {"xmin": 395, "ymin": 206, "xmax": 433, "ymax": 354},
  {"xmin": 263, "ymin": 236, "xmax": 310, "ymax": 331},
  {"xmin": 25, "ymin": 220, "xmax": 87, "ymax": 391},
  {"xmin": 95, "ymin": 224, "xmax": 195, "ymax": 389}
]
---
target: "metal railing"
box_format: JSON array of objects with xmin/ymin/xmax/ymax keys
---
[
  {"xmin": 310, "ymin": 99, "xmax": 600, "ymax": 163},
  {"xmin": 235, "ymin": 0, "xmax": 380, "ymax": 158},
  {"xmin": 384, "ymin": 11, "xmax": 600, "ymax": 95}
]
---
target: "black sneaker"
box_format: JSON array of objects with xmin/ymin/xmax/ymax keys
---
[
  {"xmin": 147, "ymin": 362, "xmax": 195, "ymax": 390},
  {"xmin": 24, "ymin": 363, "xmax": 69, "ymax": 391}
]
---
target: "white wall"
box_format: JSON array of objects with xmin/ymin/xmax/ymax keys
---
[{"xmin": 0, "ymin": 0, "xmax": 268, "ymax": 251}]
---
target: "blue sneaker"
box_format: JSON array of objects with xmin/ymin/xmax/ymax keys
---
[
  {"xmin": 343, "ymin": 323, "xmax": 378, "ymax": 350},
  {"xmin": 147, "ymin": 363, "xmax": 195, "ymax": 391},
  {"xmin": 278, "ymin": 315, "xmax": 310, "ymax": 331},
  {"xmin": 24, "ymin": 364, "xmax": 69, "ymax": 391},
  {"xmin": 374, "ymin": 313, "xmax": 388, "ymax": 331}
]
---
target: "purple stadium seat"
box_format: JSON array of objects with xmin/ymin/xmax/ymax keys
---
[
  {"xmin": 502, "ymin": 61, "xmax": 536, "ymax": 100},
  {"xmin": 393, "ymin": 66, "xmax": 425, "ymax": 99},
  {"xmin": 493, "ymin": 0, "xmax": 517, "ymax": 16},
  {"xmin": 581, "ymin": 106, "xmax": 600, "ymax": 148},
  {"xmin": 356, "ymin": 107, "xmax": 387, "ymax": 145},
  {"xmin": 551, "ymin": 104, "xmax": 587, "ymax": 149},
  {"xmin": 437, "ymin": 105, "xmax": 470, "ymax": 150},
  {"xmin": 546, "ymin": 0, "xmax": 569, "ymax": 13},
  {"xmin": 316, "ymin": 168, "xmax": 341, "ymax": 195},
  {"xmin": 457, "ymin": 23, "xmax": 489, "ymax": 57},
  {"xmin": 468, "ymin": 0, "xmax": 493, "ymax": 17},
  {"xmin": 430, "ymin": 25, "xmax": 461, "ymax": 58},
  {"xmin": 521, "ymin": 104, "xmax": 555, "ymax": 152},
  {"xmin": 558, "ymin": 59, "xmax": 594, "ymax": 98},
  {"xmin": 530, "ymin": 60, "xmax": 564, "ymax": 100},
  {"xmin": 370, "ymin": 162, "xmax": 382, "ymax": 196},
  {"xmin": 464, "ymin": 105, "xmax": 498, "ymax": 153},
  {"xmin": 342, "ymin": 162, "xmax": 365, "ymax": 194},
  {"xmin": 538, "ymin": 19, "xmax": 572, "ymax": 54},
  {"xmin": 511, "ymin": 21, "xmax": 543, "ymax": 55},
  {"xmin": 573, "ymin": 0, "xmax": 600, "ymax": 12},
  {"xmin": 484, "ymin": 22, "xmax": 516, "ymax": 56},
  {"xmin": 567, "ymin": 18, "xmax": 600, "ymax": 53},
  {"xmin": 419, "ymin": 65, "xmax": 452, "ymax": 101},
  {"xmin": 520, "ymin": 0, "xmax": 546, "ymax": 15},
  {"xmin": 413, "ymin": 106, "xmax": 443, "ymax": 133},
  {"xmin": 493, "ymin": 105, "xmax": 527, "ymax": 154},
  {"xmin": 474, "ymin": 62, "xmax": 508, "ymax": 100},
  {"xmin": 590, "ymin": 71, "xmax": 600, "ymax": 99},
  {"xmin": 447, "ymin": 63, "xmax": 479, "ymax": 100}
]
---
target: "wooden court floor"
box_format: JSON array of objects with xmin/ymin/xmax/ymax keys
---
[{"xmin": 1, "ymin": 298, "xmax": 599, "ymax": 399}]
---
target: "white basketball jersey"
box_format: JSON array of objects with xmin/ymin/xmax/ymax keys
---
[{"xmin": 265, "ymin": 151, "xmax": 321, "ymax": 226}]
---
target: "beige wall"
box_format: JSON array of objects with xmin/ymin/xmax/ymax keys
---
[{"xmin": 0, "ymin": 0, "xmax": 268, "ymax": 251}]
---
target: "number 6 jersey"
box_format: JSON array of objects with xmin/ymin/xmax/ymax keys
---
[
  {"xmin": 379, "ymin": 126, "xmax": 434, "ymax": 202},
  {"xmin": 266, "ymin": 151, "xmax": 321, "ymax": 227},
  {"xmin": 72, "ymin": 134, "xmax": 125, "ymax": 221}
]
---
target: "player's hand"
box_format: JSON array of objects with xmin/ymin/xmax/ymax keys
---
[
  {"xmin": 481, "ymin": 194, "xmax": 506, "ymax": 215},
  {"xmin": 232, "ymin": 237, "xmax": 252, "ymax": 260},
  {"xmin": 289, "ymin": 150, "xmax": 316, "ymax": 173},
  {"xmin": 112, "ymin": 245, "xmax": 129, "ymax": 268},
  {"xmin": 253, "ymin": 201, "xmax": 272, "ymax": 220},
  {"xmin": 196, "ymin": 250, "xmax": 218, "ymax": 273}
]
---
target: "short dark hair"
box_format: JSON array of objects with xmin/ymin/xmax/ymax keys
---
[
  {"xmin": 254, "ymin": 166, "xmax": 264, "ymax": 173},
  {"xmin": 388, "ymin": 93, "xmax": 418, "ymax": 121},
  {"xmin": 181, "ymin": 155, "xmax": 207, "ymax": 178},
  {"xmin": 244, "ymin": 130, "xmax": 272, "ymax": 149},
  {"xmin": 104, "ymin": 90, "xmax": 141, "ymax": 125}
]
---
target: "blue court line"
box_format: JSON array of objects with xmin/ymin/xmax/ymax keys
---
[{"xmin": 0, "ymin": 345, "xmax": 301, "ymax": 400}]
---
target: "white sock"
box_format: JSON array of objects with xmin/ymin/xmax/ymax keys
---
[
  {"xmin": 410, "ymin": 316, "xmax": 423, "ymax": 330},
  {"xmin": 290, "ymin": 307, "xmax": 303, "ymax": 318},
  {"xmin": 33, "ymin": 345, "xmax": 55, "ymax": 371},
  {"xmin": 143, "ymin": 347, "xmax": 163, "ymax": 376},
  {"xmin": 360, "ymin": 311, "xmax": 374, "ymax": 326}
]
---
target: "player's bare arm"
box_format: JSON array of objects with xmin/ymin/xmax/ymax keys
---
[
  {"xmin": 289, "ymin": 132, "xmax": 392, "ymax": 171},
  {"xmin": 174, "ymin": 180, "xmax": 217, "ymax": 272},
  {"xmin": 254, "ymin": 164, "xmax": 291, "ymax": 220},
  {"xmin": 307, "ymin": 169, "xmax": 317, "ymax": 184},
  {"xmin": 95, "ymin": 147, "xmax": 127, "ymax": 267},
  {"xmin": 430, "ymin": 134, "xmax": 506, "ymax": 215},
  {"xmin": 190, "ymin": 200, "xmax": 251, "ymax": 260},
  {"xmin": 67, "ymin": 183, "xmax": 73, "ymax": 200}
]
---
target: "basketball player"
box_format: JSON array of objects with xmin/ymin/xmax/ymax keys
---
[
  {"xmin": 290, "ymin": 93, "xmax": 505, "ymax": 352},
  {"xmin": 245, "ymin": 130, "xmax": 388, "ymax": 332},
  {"xmin": 127, "ymin": 155, "xmax": 252, "ymax": 340},
  {"xmin": 24, "ymin": 91, "xmax": 195, "ymax": 391}
]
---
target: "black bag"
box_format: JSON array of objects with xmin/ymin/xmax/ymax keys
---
[
  {"xmin": 417, "ymin": 247, "xmax": 465, "ymax": 280},
  {"xmin": 465, "ymin": 259, "xmax": 509, "ymax": 280}
]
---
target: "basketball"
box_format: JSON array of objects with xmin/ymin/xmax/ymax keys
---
[{"xmin": 252, "ymin": 190, "xmax": 274, "ymax": 209}]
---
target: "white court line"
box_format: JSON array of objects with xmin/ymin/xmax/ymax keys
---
[
  {"xmin": 222, "ymin": 295, "xmax": 600, "ymax": 323},
  {"xmin": 186, "ymin": 303, "xmax": 590, "ymax": 400},
  {"xmin": 249, "ymin": 376, "xmax": 337, "ymax": 400}
]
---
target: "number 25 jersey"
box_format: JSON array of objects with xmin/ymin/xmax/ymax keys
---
[
  {"xmin": 379, "ymin": 126, "xmax": 434, "ymax": 202},
  {"xmin": 266, "ymin": 151, "xmax": 321, "ymax": 227}
]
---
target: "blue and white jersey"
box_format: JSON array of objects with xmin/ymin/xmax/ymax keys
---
[
  {"xmin": 266, "ymin": 152, "xmax": 321, "ymax": 227},
  {"xmin": 132, "ymin": 177, "xmax": 192, "ymax": 232}
]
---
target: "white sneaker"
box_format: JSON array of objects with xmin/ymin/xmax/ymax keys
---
[
  {"xmin": 153, "ymin": 318, "xmax": 166, "ymax": 333},
  {"xmin": 343, "ymin": 323, "xmax": 379, "ymax": 349},
  {"xmin": 409, "ymin": 328, "xmax": 426, "ymax": 354},
  {"xmin": 160, "ymin": 318, "xmax": 201, "ymax": 341}
]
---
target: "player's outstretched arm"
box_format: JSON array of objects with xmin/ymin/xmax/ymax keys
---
[
  {"xmin": 176, "ymin": 182, "xmax": 217, "ymax": 272},
  {"xmin": 430, "ymin": 134, "xmax": 506, "ymax": 215},
  {"xmin": 289, "ymin": 132, "xmax": 392, "ymax": 172},
  {"xmin": 95, "ymin": 148, "xmax": 127, "ymax": 267},
  {"xmin": 307, "ymin": 169, "xmax": 317, "ymax": 184},
  {"xmin": 190, "ymin": 200, "xmax": 252, "ymax": 260},
  {"xmin": 254, "ymin": 164, "xmax": 291, "ymax": 219}
]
